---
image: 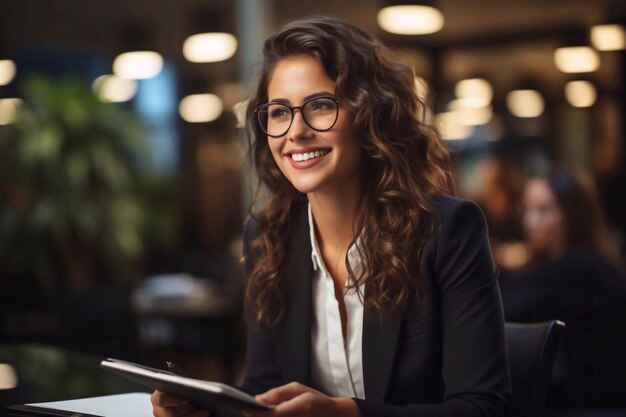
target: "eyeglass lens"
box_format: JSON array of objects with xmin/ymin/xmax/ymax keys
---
[{"xmin": 257, "ymin": 97, "xmax": 338, "ymax": 137}]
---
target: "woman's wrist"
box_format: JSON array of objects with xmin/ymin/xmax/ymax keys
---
[{"xmin": 332, "ymin": 397, "xmax": 359, "ymax": 417}]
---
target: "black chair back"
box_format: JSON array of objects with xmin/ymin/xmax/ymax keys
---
[{"xmin": 505, "ymin": 320, "xmax": 565, "ymax": 417}]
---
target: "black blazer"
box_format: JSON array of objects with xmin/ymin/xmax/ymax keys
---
[{"xmin": 242, "ymin": 195, "xmax": 512, "ymax": 417}]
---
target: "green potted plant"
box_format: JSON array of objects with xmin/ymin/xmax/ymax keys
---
[{"xmin": 0, "ymin": 75, "xmax": 147, "ymax": 292}]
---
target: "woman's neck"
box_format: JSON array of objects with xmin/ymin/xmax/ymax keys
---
[{"xmin": 307, "ymin": 186, "xmax": 361, "ymax": 252}]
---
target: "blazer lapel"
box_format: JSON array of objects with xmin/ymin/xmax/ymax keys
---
[
  {"xmin": 362, "ymin": 303, "xmax": 402, "ymax": 401},
  {"xmin": 274, "ymin": 204, "xmax": 312, "ymax": 385}
]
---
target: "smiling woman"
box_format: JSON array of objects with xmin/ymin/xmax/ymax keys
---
[{"xmin": 151, "ymin": 15, "xmax": 512, "ymax": 417}]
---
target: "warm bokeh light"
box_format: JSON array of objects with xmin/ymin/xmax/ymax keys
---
[
  {"xmin": 591, "ymin": 24, "xmax": 626, "ymax": 51},
  {"xmin": 461, "ymin": 106, "xmax": 493, "ymax": 126},
  {"xmin": 232, "ymin": 100, "xmax": 248, "ymax": 128},
  {"xmin": 0, "ymin": 98, "xmax": 22, "ymax": 125},
  {"xmin": 448, "ymin": 97, "xmax": 488, "ymax": 110},
  {"xmin": 92, "ymin": 74, "xmax": 138, "ymax": 103},
  {"xmin": 447, "ymin": 99, "xmax": 493, "ymax": 125},
  {"xmin": 179, "ymin": 94, "xmax": 223, "ymax": 123},
  {"xmin": 564, "ymin": 80, "xmax": 597, "ymax": 108},
  {"xmin": 0, "ymin": 363, "xmax": 18, "ymax": 390},
  {"xmin": 494, "ymin": 242, "xmax": 529, "ymax": 270},
  {"xmin": 414, "ymin": 77, "xmax": 429, "ymax": 102},
  {"xmin": 0, "ymin": 60, "xmax": 17, "ymax": 86},
  {"xmin": 506, "ymin": 89, "xmax": 545, "ymax": 118},
  {"xmin": 113, "ymin": 51, "xmax": 163, "ymax": 80},
  {"xmin": 553, "ymin": 46, "xmax": 600, "ymax": 73},
  {"xmin": 455, "ymin": 78, "xmax": 493, "ymax": 106},
  {"xmin": 436, "ymin": 111, "xmax": 473, "ymax": 140},
  {"xmin": 377, "ymin": 5, "xmax": 444, "ymax": 35},
  {"xmin": 183, "ymin": 32, "xmax": 238, "ymax": 63}
]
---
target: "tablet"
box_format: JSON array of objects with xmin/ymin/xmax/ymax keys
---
[{"xmin": 100, "ymin": 358, "xmax": 271, "ymax": 417}]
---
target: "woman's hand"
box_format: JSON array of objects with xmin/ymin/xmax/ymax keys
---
[
  {"xmin": 245, "ymin": 382, "xmax": 359, "ymax": 417},
  {"xmin": 151, "ymin": 390, "xmax": 209, "ymax": 417}
]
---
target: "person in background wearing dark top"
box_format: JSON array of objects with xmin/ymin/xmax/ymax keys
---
[
  {"xmin": 500, "ymin": 170, "xmax": 626, "ymax": 408},
  {"xmin": 152, "ymin": 16, "xmax": 511, "ymax": 417}
]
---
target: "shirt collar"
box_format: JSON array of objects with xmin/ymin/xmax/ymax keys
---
[{"xmin": 308, "ymin": 203, "xmax": 322, "ymax": 272}]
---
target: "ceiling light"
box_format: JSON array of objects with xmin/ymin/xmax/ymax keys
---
[
  {"xmin": 554, "ymin": 46, "xmax": 600, "ymax": 73},
  {"xmin": 447, "ymin": 96, "xmax": 493, "ymax": 126},
  {"xmin": 455, "ymin": 78, "xmax": 493, "ymax": 106},
  {"xmin": 461, "ymin": 106, "xmax": 493, "ymax": 126},
  {"xmin": 93, "ymin": 75, "xmax": 138, "ymax": 103},
  {"xmin": 591, "ymin": 24, "xmax": 626, "ymax": 51},
  {"xmin": 436, "ymin": 111, "xmax": 472, "ymax": 140},
  {"xmin": 0, "ymin": 60, "xmax": 17, "ymax": 86},
  {"xmin": 377, "ymin": 4, "xmax": 444, "ymax": 35},
  {"xmin": 183, "ymin": 10, "xmax": 238, "ymax": 63},
  {"xmin": 506, "ymin": 89, "xmax": 544, "ymax": 118},
  {"xmin": 564, "ymin": 80, "xmax": 597, "ymax": 108},
  {"xmin": 113, "ymin": 25, "xmax": 163, "ymax": 80},
  {"xmin": 448, "ymin": 97, "xmax": 489, "ymax": 111},
  {"xmin": 113, "ymin": 51, "xmax": 163, "ymax": 80},
  {"xmin": 447, "ymin": 104, "xmax": 493, "ymax": 126},
  {"xmin": 179, "ymin": 94, "xmax": 223, "ymax": 123},
  {"xmin": 183, "ymin": 32, "xmax": 238, "ymax": 63}
]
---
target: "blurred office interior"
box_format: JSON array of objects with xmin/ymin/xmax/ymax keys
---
[{"xmin": 0, "ymin": 0, "xmax": 625, "ymax": 413}]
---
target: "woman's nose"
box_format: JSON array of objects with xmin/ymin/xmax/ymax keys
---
[
  {"xmin": 287, "ymin": 110, "xmax": 311, "ymax": 140},
  {"xmin": 523, "ymin": 210, "xmax": 540, "ymax": 231}
]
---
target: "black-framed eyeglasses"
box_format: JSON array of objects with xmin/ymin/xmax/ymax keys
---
[{"xmin": 254, "ymin": 95, "xmax": 340, "ymax": 138}]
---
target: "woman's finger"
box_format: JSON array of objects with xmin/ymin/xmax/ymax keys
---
[
  {"xmin": 272, "ymin": 392, "xmax": 318, "ymax": 415},
  {"xmin": 256, "ymin": 382, "xmax": 312, "ymax": 405},
  {"xmin": 152, "ymin": 390, "xmax": 188, "ymax": 407}
]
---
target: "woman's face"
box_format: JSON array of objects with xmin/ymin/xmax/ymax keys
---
[
  {"xmin": 265, "ymin": 55, "xmax": 362, "ymax": 197},
  {"xmin": 522, "ymin": 178, "xmax": 567, "ymax": 258}
]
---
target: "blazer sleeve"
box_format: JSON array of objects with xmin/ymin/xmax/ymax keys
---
[
  {"xmin": 239, "ymin": 218, "xmax": 285, "ymax": 395},
  {"xmin": 354, "ymin": 199, "xmax": 512, "ymax": 417}
]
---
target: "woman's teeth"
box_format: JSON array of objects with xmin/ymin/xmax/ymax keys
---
[{"xmin": 291, "ymin": 149, "xmax": 329, "ymax": 161}]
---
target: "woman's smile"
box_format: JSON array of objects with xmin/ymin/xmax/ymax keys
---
[
  {"xmin": 285, "ymin": 147, "xmax": 332, "ymax": 170},
  {"xmin": 289, "ymin": 148, "xmax": 330, "ymax": 162}
]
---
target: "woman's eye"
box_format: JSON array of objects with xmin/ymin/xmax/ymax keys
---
[
  {"xmin": 269, "ymin": 107, "xmax": 289, "ymax": 119},
  {"xmin": 309, "ymin": 99, "xmax": 334, "ymax": 111}
]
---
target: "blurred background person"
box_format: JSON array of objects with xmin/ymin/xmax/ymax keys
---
[
  {"xmin": 475, "ymin": 156, "xmax": 525, "ymax": 244},
  {"xmin": 471, "ymin": 156, "xmax": 527, "ymax": 272},
  {"xmin": 500, "ymin": 169, "xmax": 626, "ymax": 408}
]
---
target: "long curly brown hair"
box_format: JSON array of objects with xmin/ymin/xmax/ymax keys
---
[{"xmin": 245, "ymin": 16, "xmax": 454, "ymax": 326}]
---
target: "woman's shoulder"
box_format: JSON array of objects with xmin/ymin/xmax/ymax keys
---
[
  {"xmin": 430, "ymin": 193, "xmax": 487, "ymax": 231},
  {"xmin": 424, "ymin": 194, "xmax": 499, "ymax": 296},
  {"xmin": 426, "ymin": 194, "xmax": 492, "ymax": 260},
  {"xmin": 432, "ymin": 193, "xmax": 482, "ymax": 212}
]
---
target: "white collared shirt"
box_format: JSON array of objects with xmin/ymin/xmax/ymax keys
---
[{"xmin": 308, "ymin": 204, "xmax": 366, "ymax": 399}]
